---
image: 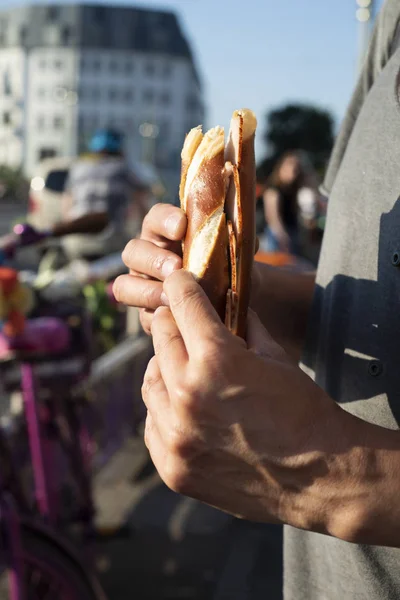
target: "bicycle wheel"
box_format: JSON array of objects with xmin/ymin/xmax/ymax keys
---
[{"xmin": 6, "ymin": 521, "xmax": 106, "ymax": 600}]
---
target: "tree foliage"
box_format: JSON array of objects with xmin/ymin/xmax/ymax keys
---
[
  {"xmin": 258, "ymin": 103, "xmax": 335, "ymax": 180},
  {"xmin": 0, "ymin": 165, "xmax": 28, "ymax": 202}
]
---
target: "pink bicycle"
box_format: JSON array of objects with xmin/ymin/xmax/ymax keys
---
[{"xmin": 0, "ymin": 225, "xmax": 106, "ymax": 599}]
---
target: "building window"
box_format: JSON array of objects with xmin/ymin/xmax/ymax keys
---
[
  {"xmin": 81, "ymin": 115, "xmax": 97, "ymax": 131},
  {"xmin": 93, "ymin": 58, "xmax": 101, "ymax": 72},
  {"xmin": 125, "ymin": 89, "xmax": 133, "ymax": 102},
  {"xmin": 125, "ymin": 61, "xmax": 133, "ymax": 74},
  {"xmin": 39, "ymin": 148, "xmax": 57, "ymax": 161},
  {"xmin": 163, "ymin": 63, "xmax": 172, "ymax": 78},
  {"xmin": 92, "ymin": 87, "xmax": 100, "ymax": 100},
  {"xmin": 143, "ymin": 89, "xmax": 154, "ymax": 103},
  {"xmin": 37, "ymin": 115, "xmax": 45, "ymax": 130},
  {"xmin": 3, "ymin": 111, "xmax": 11, "ymax": 125},
  {"xmin": 3, "ymin": 71, "xmax": 11, "ymax": 96},
  {"xmin": 109, "ymin": 60, "xmax": 118, "ymax": 73},
  {"xmin": 158, "ymin": 120, "xmax": 170, "ymax": 142},
  {"xmin": 37, "ymin": 87, "xmax": 45, "ymax": 99},
  {"xmin": 20, "ymin": 26, "xmax": 27, "ymax": 44},
  {"xmin": 186, "ymin": 95, "xmax": 198, "ymax": 111},
  {"xmin": 47, "ymin": 6, "xmax": 60, "ymax": 22},
  {"xmin": 109, "ymin": 89, "xmax": 117, "ymax": 102},
  {"xmin": 39, "ymin": 58, "xmax": 46, "ymax": 69},
  {"xmin": 93, "ymin": 7, "xmax": 106, "ymax": 22},
  {"xmin": 54, "ymin": 116, "xmax": 64, "ymax": 129},
  {"xmin": 54, "ymin": 59, "xmax": 63, "ymax": 70},
  {"xmin": 160, "ymin": 91, "xmax": 170, "ymax": 106},
  {"xmin": 144, "ymin": 62, "xmax": 155, "ymax": 76},
  {"xmin": 62, "ymin": 26, "xmax": 72, "ymax": 45}
]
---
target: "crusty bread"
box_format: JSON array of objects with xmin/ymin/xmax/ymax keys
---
[
  {"xmin": 180, "ymin": 110, "xmax": 257, "ymax": 337},
  {"xmin": 225, "ymin": 109, "xmax": 257, "ymax": 338},
  {"xmin": 181, "ymin": 127, "xmax": 230, "ymax": 320}
]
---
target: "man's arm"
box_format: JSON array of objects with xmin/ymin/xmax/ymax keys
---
[
  {"xmin": 52, "ymin": 212, "xmax": 109, "ymax": 237},
  {"xmin": 251, "ymin": 262, "xmax": 316, "ymax": 361}
]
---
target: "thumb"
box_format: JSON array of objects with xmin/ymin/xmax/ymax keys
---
[{"xmin": 246, "ymin": 309, "xmax": 286, "ymax": 361}]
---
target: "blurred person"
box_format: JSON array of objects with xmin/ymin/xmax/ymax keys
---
[
  {"xmin": 113, "ymin": 2, "xmax": 400, "ymax": 600},
  {"xmin": 261, "ymin": 151, "xmax": 318, "ymax": 255},
  {"xmin": 52, "ymin": 129, "xmax": 149, "ymax": 261}
]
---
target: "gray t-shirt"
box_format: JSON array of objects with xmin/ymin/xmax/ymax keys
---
[{"xmin": 284, "ymin": 1, "xmax": 400, "ymax": 598}]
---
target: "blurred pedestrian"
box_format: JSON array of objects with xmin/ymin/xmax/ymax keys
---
[
  {"xmin": 53, "ymin": 129, "xmax": 149, "ymax": 261},
  {"xmin": 261, "ymin": 151, "xmax": 318, "ymax": 255}
]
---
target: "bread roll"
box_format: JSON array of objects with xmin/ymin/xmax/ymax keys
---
[{"xmin": 180, "ymin": 110, "xmax": 257, "ymax": 337}]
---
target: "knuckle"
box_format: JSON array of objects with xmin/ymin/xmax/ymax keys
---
[
  {"xmin": 139, "ymin": 309, "xmax": 153, "ymax": 335},
  {"xmin": 144, "ymin": 203, "xmax": 164, "ymax": 230},
  {"xmin": 156, "ymin": 331, "xmax": 181, "ymax": 355},
  {"xmin": 172, "ymin": 283, "xmax": 200, "ymax": 312},
  {"xmin": 150, "ymin": 202, "xmax": 165, "ymax": 215},
  {"xmin": 141, "ymin": 373, "xmax": 159, "ymax": 401},
  {"xmin": 174, "ymin": 379, "xmax": 198, "ymax": 410},
  {"xmin": 121, "ymin": 238, "xmax": 139, "ymax": 266},
  {"xmin": 163, "ymin": 457, "xmax": 192, "ymax": 495},
  {"xmin": 167, "ymin": 425, "xmax": 195, "ymax": 459},
  {"xmin": 144, "ymin": 283, "xmax": 161, "ymax": 308},
  {"xmin": 112, "ymin": 276, "xmax": 123, "ymax": 301},
  {"xmin": 144, "ymin": 414, "xmax": 153, "ymax": 447},
  {"xmin": 200, "ymin": 340, "xmax": 227, "ymax": 377},
  {"xmin": 146, "ymin": 250, "xmax": 167, "ymax": 277}
]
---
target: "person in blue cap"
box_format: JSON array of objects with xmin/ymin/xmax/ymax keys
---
[{"xmin": 52, "ymin": 128, "xmax": 149, "ymax": 260}]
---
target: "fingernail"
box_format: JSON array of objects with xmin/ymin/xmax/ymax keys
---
[
  {"xmin": 166, "ymin": 214, "xmax": 182, "ymax": 237},
  {"xmin": 160, "ymin": 291, "xmax": 170, "ymax": 306},
  {"xmin": 161, "ymin": 260, "xmax": 176, "ymax": 279}
]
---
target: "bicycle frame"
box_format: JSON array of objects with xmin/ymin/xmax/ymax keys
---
[
  {"xmin": 0, "ymin": 428, "xmax": 29, "ymax": 600},
  {"xmin": 20, "ymin": 363, "xmax": 58, "ymax": 524},
  {"xmin": 1, "ymin": 494, "xmax": 27, "ymax": 600}
]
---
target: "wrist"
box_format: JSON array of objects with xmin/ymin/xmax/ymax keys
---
[{"xmin": 283, "ymin": 404, "xmax": 400, "ymax": 546}]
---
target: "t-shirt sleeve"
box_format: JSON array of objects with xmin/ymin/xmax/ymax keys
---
[{"xmin": 321, "ymin": 0, "xmax": 400, "ymax": 197}]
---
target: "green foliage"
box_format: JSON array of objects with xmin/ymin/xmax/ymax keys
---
[
  {"xmin": 83, "ymin": 281, "xmax": 120, "ymax": 352},
  {"xmin": 0, "ymin": 165, "xmax": 28, "ymax": 202},
  {"xmin": 261, "ymin": 103, "xmax": 335, "ymax": 174}
]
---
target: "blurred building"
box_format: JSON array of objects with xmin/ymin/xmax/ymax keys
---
[{"xmin": 0, "ymin": 3, "xmax": 204, "ymax": 196}]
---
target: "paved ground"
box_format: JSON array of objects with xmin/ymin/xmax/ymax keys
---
[
  {"xmin": 0, "ymin": 400, "xmax": 283, "ymax": 600},
  {"xmin": 94, "ymin": 436, "xmax": 283, "ymax": 600}
]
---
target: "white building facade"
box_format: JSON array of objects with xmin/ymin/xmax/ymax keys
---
[{"xmin": 0, "ymin": 3, "xmax": 204, "ymax": 193}]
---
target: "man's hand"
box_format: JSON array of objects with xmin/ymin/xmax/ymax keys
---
[
  {"xmin": 143, "ymin": 270, "xmax": 400, "ymax": 547},
  {"xmin": 113, "ymin": 203, "xmax": 314, "ymax": 359},
  {"xmin": 143, "ymin": 269, "xmax": 341, "ymax": 528},
  {"xmin": 113, "ymin": 203, "xmax": 186, "ymax": 334}
]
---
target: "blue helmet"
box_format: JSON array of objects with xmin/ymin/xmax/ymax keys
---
[{"xmin": 88, "ymin": 129, "xmax": 124, "ymax": 154}]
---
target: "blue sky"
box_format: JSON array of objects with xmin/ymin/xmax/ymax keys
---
[{"xmin": 5, "ymin": 0, "xmax": 385, "ymax": 156}]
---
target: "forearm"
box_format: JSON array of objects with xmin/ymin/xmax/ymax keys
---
[
  {"xmin": 251, "ymin": 262, "xmax": 315, "ymax": 361},
  {"xmin": 52, "ymin": 213, "xmax": 108, "ymax": 237},
  {"xmin": 283, "ymin": 403, "xmax": 400, "ymax": 547}
]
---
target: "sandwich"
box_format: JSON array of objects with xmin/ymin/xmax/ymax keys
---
[{"xmin": 179, "ymin": 108, "xmax": 257, "ymax": 339}]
